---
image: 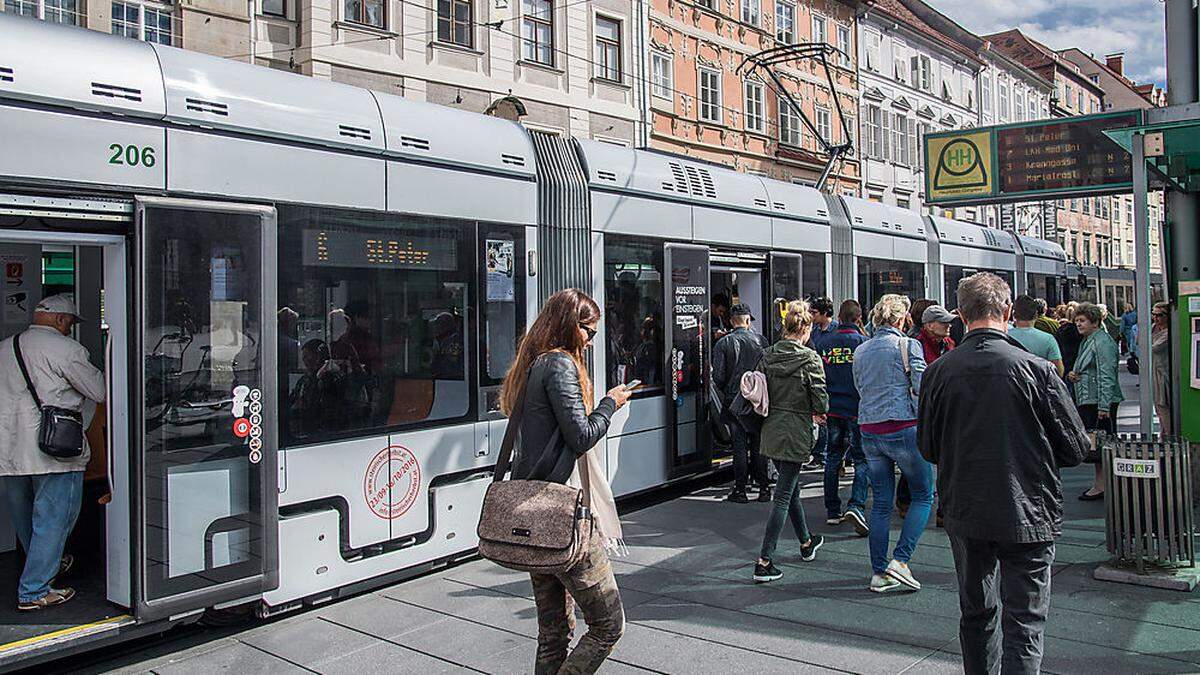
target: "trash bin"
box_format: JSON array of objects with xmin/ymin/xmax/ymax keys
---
[{"xmin": 1103, "ymin": 433, "xmax": 1196, "ymax": 573}]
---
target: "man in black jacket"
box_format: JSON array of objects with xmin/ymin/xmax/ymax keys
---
[
  {"xmin": 713, "ymin": 303, "xmax": 771, "ymax": 503},
  {"xmin": 919, "ymin": 273, "xmax": 1089, "ymax": 675}
]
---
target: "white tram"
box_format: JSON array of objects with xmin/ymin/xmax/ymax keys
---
[{"xmin": 0, "ymin": 15, "xmax": 1069, "ymax": 668}]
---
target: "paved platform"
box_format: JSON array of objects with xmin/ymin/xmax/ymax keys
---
[{"xmin": 74, "ymin": 371, "xmax": 1200, "ymax": 674}]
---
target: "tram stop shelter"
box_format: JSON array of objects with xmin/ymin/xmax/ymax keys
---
[{"xmin": 1105, "ymin": 102, "xmax": 1200, "ymax": 440}]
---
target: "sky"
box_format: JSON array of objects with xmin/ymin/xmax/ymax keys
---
[{"xmin": 932, "ymin": 0, "xmax": 1168, "ymax": 86}]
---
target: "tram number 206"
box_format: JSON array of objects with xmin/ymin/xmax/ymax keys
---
[{"xmin": 108, "ymin": 143, "xmax": 157, "ymax": 168}]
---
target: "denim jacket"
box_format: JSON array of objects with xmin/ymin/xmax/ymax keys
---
[{"xmin": 852, "ymin": 326, "xmax": 926, "ymax": 425}]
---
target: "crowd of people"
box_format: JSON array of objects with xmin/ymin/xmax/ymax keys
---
[{"xmin": 484, "ymin": 276, "xmax": 1169, "ymax": 674}]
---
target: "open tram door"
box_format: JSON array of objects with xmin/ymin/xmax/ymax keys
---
[
  {"xmin": 768, "ymin": 253, "xmax": 804, "ymax": 341},
  {"xmin": 663, "ymin": 244, "xmax": 712, "ymax": 478},
  {"xmin": 133, "ymin": 198, "xmax": 279, "ymax": 622}
]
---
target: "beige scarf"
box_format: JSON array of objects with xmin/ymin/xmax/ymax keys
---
[{"xmin": 570, "ymin": 447, "xmax": 625, "ymax": 556}]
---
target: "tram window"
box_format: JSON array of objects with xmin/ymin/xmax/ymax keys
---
[
  {"xmin": 277, "ymin": 206, "xmax": 474, "ymax": 445},
  {"xmin": 604, "ymin": 236, "xmax": 664, "ymax": 394},
  {"xmin": 479, "ymin": 225, "xmax": 526, "ymax": 386},
  {"xmin": 943, "ymin": 266, "xmax": 1013, "ymax": 310},
  {"xmin": 801, "ymin": 252, "xmax": 826, "ymax": 299},
  {"xmin": 857, "ymin": 257, "xmax": 924, "ymax": 312}
]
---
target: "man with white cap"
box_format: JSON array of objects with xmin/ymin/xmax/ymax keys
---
[{"xmin": 0, "ymin": 293, "xmax": 105, "ymax": 610}]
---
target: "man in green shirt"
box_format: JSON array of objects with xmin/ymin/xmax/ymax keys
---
[{"xmin": 1010, "ymin": 295, "xmax": 1064, "ymax": 377}]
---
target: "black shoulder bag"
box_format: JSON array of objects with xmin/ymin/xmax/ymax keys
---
[{"xmin": 13, "ymin": 334, "xmax": 85, "ymax": 460}]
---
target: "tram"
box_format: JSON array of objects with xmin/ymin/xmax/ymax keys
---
[{"xmin": 0, "ymin": 15, "xmax": 1069, "ymax": 668}]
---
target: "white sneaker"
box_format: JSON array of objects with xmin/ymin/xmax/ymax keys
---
[
  {"xmin": 885, "ymin": 559, "xmax": 921, "ymax": 590},
  {"xmin": 825, "ymin": 517, "xmax": 843, "ymax": 526},
  {"xmin": 869, "ymin": 574, "xmax": 901, "ymax": 593}
]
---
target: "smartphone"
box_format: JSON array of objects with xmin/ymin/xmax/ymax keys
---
[{"xmin": 623, "ymin": 379, "xmax": 642, "ymax": 390}]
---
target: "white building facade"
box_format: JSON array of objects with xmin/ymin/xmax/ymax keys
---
[
  {"xmin": 855, "ymin": 1, "xmax": 981, "ymax": 220},
  {"xmin": 975, "ymin": 45, "xmax": 1054, "ymax": 236}
]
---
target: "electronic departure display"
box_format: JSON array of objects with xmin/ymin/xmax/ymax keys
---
[
  {"xmin": 924, "ymin": 111, "xmax": 1143, "ymax": 205},
  {"xmin": 302, "ymin": 228, "xmax": 457, "ymax": 270},
  {"xmin": 997, "ymin": 112, "xmax": 1139, "ymax": 197}
]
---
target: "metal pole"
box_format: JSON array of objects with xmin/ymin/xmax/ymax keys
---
[
  {"xmin": 1166, "ymin": 0, "xmax": 1199, "ymax": 434},
  {"xmin": 1133, "ymin": 132, "xmax": 1154, "ymax": 436}
]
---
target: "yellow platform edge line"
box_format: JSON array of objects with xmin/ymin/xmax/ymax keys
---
[{"xmin": 0, "ymin": 614, "xmax": 132, "ymax": 654}]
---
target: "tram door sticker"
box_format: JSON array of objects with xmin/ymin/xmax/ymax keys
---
[
  {"xmin": 364, "ymin": 445, "xmax": 422, "ymax": 520},
  {"xmin": 485, "ymin": 239, "xmax": 515, "ymax": 302},
  {"xmin": 1, "ymin": 247, "xmax": 40, "ymax": 338},
  {"xmin": 231, "ymin": 385, "xmax": 264, "ymax": 464}
]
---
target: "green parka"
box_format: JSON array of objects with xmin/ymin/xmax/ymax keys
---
[
  {"xmin": 757, "ymin": 339, "xmax": 829, "ymax": 464},
  {"xmin": 1074, "ymin": 329, "xmax": 1125, "ymax": 409}
]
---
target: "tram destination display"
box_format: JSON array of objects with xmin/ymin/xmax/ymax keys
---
[
  {"xmin": 302, "ymin": 228, "xmax": 457, "ymax": 270},
  {"xmin": 925, "ymin": 111, "xmax": 1142, "ymax": 205}
]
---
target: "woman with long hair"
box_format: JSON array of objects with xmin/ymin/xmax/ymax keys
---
[
  {"xmin": 853, "ymin": 294, "xmax": 932, "ymax": 593},
  {"xmin": 499, "ymin": 288, "xmax": 632, "ymax": 675},
  {"xmin": 752, "ymin": 300, "xmax": 829, "ymax": 583},
  {"xmin": 1151, "ymin": 302, "xmax": 1172, "ymax": 435},
  {"xmin": 1070, "ymin": 302, "xmax": 1124, "ymax": 500}
]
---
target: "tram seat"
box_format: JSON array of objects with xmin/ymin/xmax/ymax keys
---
[{"xmin": 387, "ymin": 379, "xmax": 471, "ymax": 424}]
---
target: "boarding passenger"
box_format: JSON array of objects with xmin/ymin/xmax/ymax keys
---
[
  {"xmin": 853, "ymin": 294, "xmax": 931, "ymax": 593},
  {"xmin": 1033, "ymin": 298, "xmax": 1060, "ymax": 335},
  {"xmin": 1010, "ymin": 295, "xmax": 1065, "ymax": 377},
  {"xmin": 501, "ymin": 289, "xmax": 632, "ymax": 674},
  {"xmin": 1055, "ymin": 305, "xmax": 1084, "ymax": 381},
  {"xmin": 817, "ymin": 300, "xmax": 869, "ymax": 536},
  {"xmin": 916, "ymin": 305, "xmax": 956, "ymax": 365},
  {"xmin": 803, "ymin": 297, "xmax": 839, "ymax": 471},
  {"xmin": 752, "ymin": 300, "xmax": 828, "ymax": 583},
  {"xmin": 919, "ymin": 272, "xmax": 1089, "ymax": 675},
  {"xmin": 906, "ymin": 299, "xmax": 936, "ymax": 339},
  {"xmin": 1152, "ymin": 302, "xmax": 1172, "ymax": 435},
  {"xmin": 711, "ymin": 293, "xmax": 732, "ymax": 342},
  {"xmin": 1120, "ymin": 302, "xmax": 1138, "ymax": 355},
  {"xmin": 713, "ymin": 303, "xmax": 771, "ymax": 503},
  {"xmin": 0, "ymin": 295, "xmax": 105, "ymax": 610},
  {"xmin": 1070, "ymin": 302, "xmax": 1124, "ymax": 502}
]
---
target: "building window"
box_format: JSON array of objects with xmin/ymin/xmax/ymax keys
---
[
  {"xmin": 696, "ymin": 0, "xmax": 713, "ymax": 9},
  {"xmin": 997, "ymin": 78, "xmax": 1009, "ymax": 120},
  {"xmin": 981, "ymin": 75, "xmax": 991, "ymax": 114},
  {"xmin": 1014, "ymin": 88, "xmax": 1025, "ymax": 121},
  {"xmin": 698, "ymin": 68, "xmax": 722, "ymax": 123},
  {"xmin": 741, "ymin": 0, "xmax": 758, "ymax": 26},
  {"xmin": 892, "ymin": 112, "xmax": 910, "ymax": 166},
  {"xmin": 864, "ymin": 30, "xmax": 880, "ymax": 72},
  {"xmin": 262, "ymin": 0, "xmax": 285, "ymax": 16},
  {"xmin": 651, "ymin": 51, "xmax": 673, "ymax": 100},
  {"xmin": 437, "ymin": 0, "xmax": 472, "ymax": 46},
  {"xmin": 836, "ymin": 24, "xmax": 850, "ymax": 66},
  {"xmin": 8, "ymin": 0, "xmax": 85, "ymax": 24},
  {"xmin": 594, "ymin": 16, "xmax": 622, "ymax": 82},
  {"xmin": 780, "ymin": 99, "xmax": 802, "ymax": 146},
  {"xmin": 815, "ymin": 105, "xmax": 830, "ymax": 142},
  {"xmin": 521, "ymin": 0, "xmax": 554, "ymax": 65},
  {"xmin": 917, "ymin": 121, "xmax": 931, "ymax": 166},
  {"xmin": 1028, "ymin": 96, "xmax": 1038, "ymax": 120},
  {"xmin": 864, "ymin": 104, "xmax": 882, "ymax": 159},
  {"xmin": 1082, "ymin": 198, "xmax": 1090, "ymax": 214},
  {"xmin": 112, "ymin": 1, "xmax": 175, "ymax": 44},
  {"xmin": 1077, "ymin": 90, "xmax": 1084, "ymax": 111},
  {"xmin": 910, "ymin": 54, "xmax": 932, "ymax": 92},
  {"xmin": 811, "ymin": 13, "xmax": 827, "ymax": 45},
  {"xmin": 775, "ymin": 0, "xmax": 793, "ymax": 43},
  {"xmin": 744, "ymin": 80, "xmax": 765, "ymax": 133}
]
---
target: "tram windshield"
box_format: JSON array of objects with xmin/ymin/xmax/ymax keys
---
[{"xmin": 277, "ymin": 206, "xmax": 475, "ymax": 445}]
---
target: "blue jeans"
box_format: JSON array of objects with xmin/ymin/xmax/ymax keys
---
[
  {"xmin": 861, "ymin": 427, "xmax": 933, "ymax": 575},
  {"xmin": 758, "ymin": 460, "xmax": 811, "ymax": 561},
  {"xmin": 823, "ymin": 417, "xmax": 869, "ymax": 519},
  {"xmin": 3, "ymin": 472, "xmax": 83, "ymax": 602}
]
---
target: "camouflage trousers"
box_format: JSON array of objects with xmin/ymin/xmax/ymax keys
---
[{"xmin": 529, "ymin": 541, "xmax": 625, "ymax": 675}]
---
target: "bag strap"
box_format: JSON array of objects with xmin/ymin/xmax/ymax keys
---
[
  {"xmin": 12, "ymin": 334, "xmax": 43, "ymax": 410},
  {"xmin": 899, "ymin": 336, "xmax": 911, "ymax": 375},
  {"xmin": 492, "ymin": 372, "xmax": 529, "ymax": 483}
]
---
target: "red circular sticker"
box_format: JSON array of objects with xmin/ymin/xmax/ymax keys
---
[
  {"xmin": 363, "ymin": 445, "xmax": 422, "ymax": 520},
  {"xmin": 233, "ymin": 418, "xmax": 251, "ymax": 438}
]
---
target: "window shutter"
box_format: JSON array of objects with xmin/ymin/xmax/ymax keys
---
[
  {"xmin": 908, "ymin": 118, "xmax": 917, "ymax": 167},
  {"xmin": 881, "ymin": 111, "xmax": 891, "ymax": 162}
]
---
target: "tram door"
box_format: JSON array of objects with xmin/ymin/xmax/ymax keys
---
[
  {"xmin": 664, "ymin": 244, "xmax": 711, "ymax": 478},
  {"xmin": 769, "ymin": 253, "xmax": 803, "ymax": 342},
  {"xmin": 135, "ymin": 198, "xmax": 278, "ymax": 621}
]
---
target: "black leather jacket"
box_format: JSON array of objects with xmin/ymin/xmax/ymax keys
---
[
  {"xmin": 712, "ymin": 327, "xmax": 770, "ymax": 408},
  {"xmin": 510, "ymin": 352, "xmax": 616, "ymax": 484},
  {"xmin": 918, "ymin": 329, "xmax": 1090, "ymax": 543}
]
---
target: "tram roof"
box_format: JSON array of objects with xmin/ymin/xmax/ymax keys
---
[{"xmin": 928, "ymin": 215, "xmax": 1019, "ymax": 255}]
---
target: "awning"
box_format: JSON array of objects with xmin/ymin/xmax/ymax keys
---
[{"xmin": 1103, "ymin": 102, "xmax": 1200, "ymax": 193}]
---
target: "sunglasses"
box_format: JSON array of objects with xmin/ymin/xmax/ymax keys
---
[
  {"xmin": 579, "ymin": 323, "xmax": 597, "ymax": 341},
  {"xmin": 1152, "ymin": 312, "xmax": 1166, "ymax": 318}
]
